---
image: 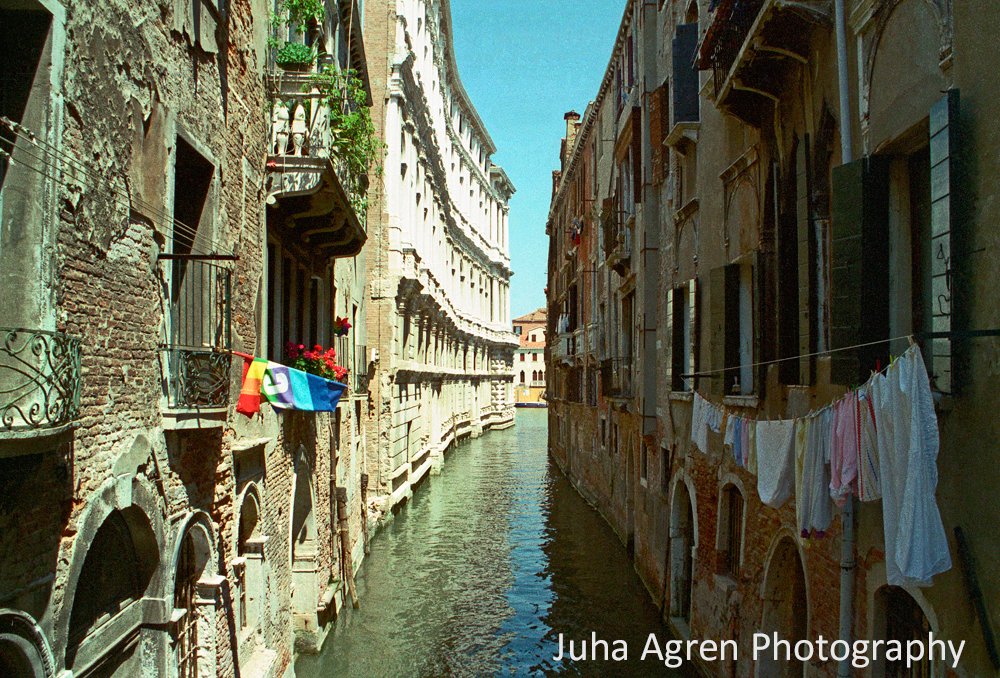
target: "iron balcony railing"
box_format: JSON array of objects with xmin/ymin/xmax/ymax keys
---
[
  {"xmin": 160, "ymin": 257, "xmax": 232, "ymax": 409},
  {"xmin": 707, "ymin": 0, "xmax": 764, "ymax": 95},
  {"xmin": 354, "ymin": 344, "xmax": 369, "ymax": 393},
  {"xmin": 0, "ymin": 327, "xmax": 81, "ymax": 432}
]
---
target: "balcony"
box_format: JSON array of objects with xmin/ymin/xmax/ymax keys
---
[
  {"xmin": 265, "ymin": 69, "xmax": 369, "ymax": 259},
  {"xmin": 606, "ymin": 214, "xmax": 634, "ymax": 277},
  {"xmin": 0, "ymin": 328, "xmax": 80, "ymax": 438},
  {"xmin": 161, "ymin": 258, "xmax": 232, "ymax": 411},
  {"xmin": 699, "ymin": 0, "xmax": 829, "ymax": 125},
  {"xmin": 602, "ymin": 357, "xmax": 635, "ymax": 400}
]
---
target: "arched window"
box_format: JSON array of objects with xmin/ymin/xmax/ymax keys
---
[
  {"xmin": 175, "ymin": 526, "xmax": 211, "ymax": 678},
  {"xmin": 66, "ymin": 508, "xmax": 158, "ymax": 670},
  {"xmin": 235, "ymin": 488, "xmax": 265, "ymax": 650},
  {"xmin": 669, "ymin": 480, "xmax": 695, "ymax": 622},
  {"xmin": 875, "ymin": 586, "xmax": 932, "ymax": 677},
  {"xmin": 520, "ymin": 371, "xmax": 526, "ymax": 384}
]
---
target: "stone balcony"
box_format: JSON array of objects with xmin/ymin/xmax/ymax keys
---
[
  {"xmin": 265, "ymin": 70, "xmax": 367, "ymax": 259},
  {"xmin": 0, "ymin": 327, "xmax": 81, "ymax": 444}
]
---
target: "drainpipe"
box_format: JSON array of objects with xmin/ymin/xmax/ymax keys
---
[{"xmin": 833, "ymin": 1, "xmax": 856, "ymax": 677}]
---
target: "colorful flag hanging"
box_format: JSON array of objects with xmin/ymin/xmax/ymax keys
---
[{"xmin": 235, "ymin": 352, "xmax": 347, "ymax": 417}]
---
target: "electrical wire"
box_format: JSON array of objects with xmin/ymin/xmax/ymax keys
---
[
  {"xmin": 1, "ymin": 119, "xmax": 234, "ymax": 256},
  {"xmin": 0, "ymin": 124, "xmax": 219, "ymax": 254}
]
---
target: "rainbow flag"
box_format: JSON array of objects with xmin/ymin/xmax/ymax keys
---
[{"xmin": 235, "ymin": 353, "xmax": 346, "ymax": 417}]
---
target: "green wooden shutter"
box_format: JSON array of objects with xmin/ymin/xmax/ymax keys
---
[
  {"xmin": 689, "ymin": 277, "xmax": 699, "ymax": 390},
  {"xmin": 830, "ymin": 156, "xmax": 890, "ymax": 384},
  {"xmin": 672, "ymin": 23, "xmax": 699, "ymax": 124},
  {"xmin": 665, "ymin": 285, "xmax": 674, "ymax": 388},
  {"xmin": 709, "ymin": 266, "xmax": 727, "ymax": 397},
  {"xmin": 928, "ymin": 89, "xmax": 958, "ymax": 393}
]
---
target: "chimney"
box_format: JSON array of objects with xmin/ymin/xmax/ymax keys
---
[{"xmin": 563, "ymin": 110, "xmax": 582, "ymax": 165}]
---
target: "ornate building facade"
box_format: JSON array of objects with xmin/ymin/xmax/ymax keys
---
[
  {"xmin": 363, "ymin": 0, "xmax": 517, "ymax": 513},
  {"xmin": 0, "ymin": 0, "xmax": 374, "ymax": 675}
]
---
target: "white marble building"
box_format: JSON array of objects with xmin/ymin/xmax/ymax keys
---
[{"xmin": 364, "ymin": 0, "xmax": 517, "ymax": 512}]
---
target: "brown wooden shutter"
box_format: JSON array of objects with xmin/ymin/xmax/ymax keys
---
[
  {"xmin": 830, "ymin": 156, "xmax": 890, "ymax": 384},
  {"xmin": 650, "ymin": 87, "xmax": 666, "ymax": 186},
  {"xmin": 928, "ymin": 89, "xmax": 958, "ymax": 393},
  {"xmin": 796, "ymin": 136, "xmax": 813, "ymax": 383},
  {"xmin": 632, "ymin": 106, "xmax": 642, "ymax": 204},
  {"xmin": 672, "ymin": 23, "xmax": 700, "ymax": 124}
]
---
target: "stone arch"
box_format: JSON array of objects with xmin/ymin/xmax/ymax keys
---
[
  {"xmin": 0, "ymin": 609, "xmax": 55, "ymax": 678},
  {"xmin": 169, "ymin": 511, "xmax": 218, "ymax": 678},
  {"xmin": 865, "ymin": 563, "xmax": 946, "ymax": 675},
  {"xmin": 862, "ymin": 0, "xmax": 951, "ymax": 151},
  {"xmin": 668, "ymin": 471, "xmax": 698, "ymax": 625},
  {"xmin": 53, "ymin": 473, "xmax": 166, "ymax": 672},
  {"xmin": 65, "ymin": 505, "xmax": 160, "ymax": 671},
  {"xmin": 233, "ymin": 483, "xmax": 268, "ymax": 656},
  {"xmin": 166, "ymin": 510, "xmax": 218, "ymax": 603},
  {"xmin": 757, "ymin": 532, "xmax": 809, "ymax": 678}
]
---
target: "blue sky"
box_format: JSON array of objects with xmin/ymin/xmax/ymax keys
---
[{"xmin": 449, "ymin": 1, "xmax": 625, "ymax": 320}]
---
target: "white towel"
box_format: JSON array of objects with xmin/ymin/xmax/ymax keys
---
[
  {"xmin": 877, "ymin": 346, "xmax": 951, "ymax": 587},
  {"xmin": 691, "ymin": 393, "xmax": 710, "ymax": 453},
  {"xmin": 756, "ymin": 419, "xmax": 796, "ymax": 508},
  {"xmin": 796, "ymin": 410, "xmax": 833, "ymax": 536}
]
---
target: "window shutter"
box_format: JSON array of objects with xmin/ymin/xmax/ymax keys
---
[
  {"xmin": 632, "ymin": 106, "xmax": 642, "ymax": 204},
  {"xmin": 650, "ymin": 86, "xmax": 666, "ymax": 186},
  {"xmin": 830, "ymin": 156, "xmax": 890, "ymax": 384},
  {"xmin": 689, "ymin": 277, "xmax": 700, "ymax": 388},
  {"xmin": 709, "ymin": 266, "xmax": 739, "ymax": 395},
  {"xmin": 672, "ymin": 23, "xmax": 700, "ymax": 124},
  {"xmin": 796, "ymin": 136, "xmax": 813, "ymax": 383},
  {"xmin": 709, "ymin": 267, "xmax": 726, "ymax": 397},
  {"xmin": 665, "ymin": 286, "xmax": 674, "ymax": 388},
  {"xmin": 928, "ymin": 89, "xmax": 958, "ymax": 393}
]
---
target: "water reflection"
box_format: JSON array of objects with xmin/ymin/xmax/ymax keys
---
[{"xmin": 297, "ymin": 409, "xmax": 689, "ymax": 677}]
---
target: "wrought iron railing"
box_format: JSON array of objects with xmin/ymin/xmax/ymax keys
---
[
  {"xmin": 161, "ymin": 258, "xmax": 232, "ymax": 409},
  {"xmin": 354, "ymin": 344, "xmax": 369, "ymax": 393},
  {"xmin": 708, "ymin": 0, "xmax": 764, "ymax": 94},
  {"xmin": 0, "ymin": 327, "xmax": 81, "ymax": 432}
]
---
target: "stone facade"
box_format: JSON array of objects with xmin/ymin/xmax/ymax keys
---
[
  {"xmin": 362, "ymin": 0, "xmax": 517, "ymax": 517},
  {"xmin": 547, "ymin": 1, "xmax": 1000, "ymax": 676},
  {"xmin": 0, "ymin": 0, "xmax": 374, "ymax": 675}
]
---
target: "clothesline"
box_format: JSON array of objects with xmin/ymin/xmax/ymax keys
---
[
  {"xmin": 686, "ymin": 343, "xmax": 952, "ymax": 588},
  {"xmin": 679, "ymin": 333, "xmax": 917, "ymax": 380}
]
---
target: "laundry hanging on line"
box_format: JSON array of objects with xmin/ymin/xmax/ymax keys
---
[{"xmin": 684, "ymin": 344, "xmax": 950, "ymax": 586}]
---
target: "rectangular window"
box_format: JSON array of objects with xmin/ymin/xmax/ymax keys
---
[
  {"xmin": 710, "ymin": 260, "xmax": 756, "ymax": 396},
  {"xmin": 669, "ymin": 279, "xmax": 698, "ymax": 391},
  {"xmin": 721, "ymin": 486, "xmax": 744, "ymax": 578}
]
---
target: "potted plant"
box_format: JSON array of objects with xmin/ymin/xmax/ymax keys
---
[
  {"xmin": 285, "ymin": 342, "xmax": 348, "ymax": 383},
  {"xmin": 274, "ymin": 41, "xmax": 315, "ymax": 71}
]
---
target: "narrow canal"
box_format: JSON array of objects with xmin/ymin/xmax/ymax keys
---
[{"xmin": 297, "ymin": 409, "xmax": 688, "ymax": 677}]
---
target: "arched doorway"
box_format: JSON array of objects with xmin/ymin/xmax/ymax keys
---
[
  {"xmin": 758, "ymin": 536, "xmax": 808, "ymax": 678},
  {"xmin": 669, "ymin": 479, "xmax": 695, "ymax": 623},
  {"xmin": 873, "ymin": 586, "xmax": 932, "ymax": 677},
  {"xmin": 173, "ymin": 519, "xmax": 213, "ymax": 678},
  {"xmin": 66, "ymin": 506, "xmax": 159, "ymax": 673}
]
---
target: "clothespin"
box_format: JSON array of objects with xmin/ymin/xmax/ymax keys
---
[{"xmin": 907, "ymin": 335, "xmax": 916, "ymax": 347}]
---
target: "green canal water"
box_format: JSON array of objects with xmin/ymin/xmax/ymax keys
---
[{"xmin": 296, "ymin": 408, "xmax": 689, "ymax": 677}]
